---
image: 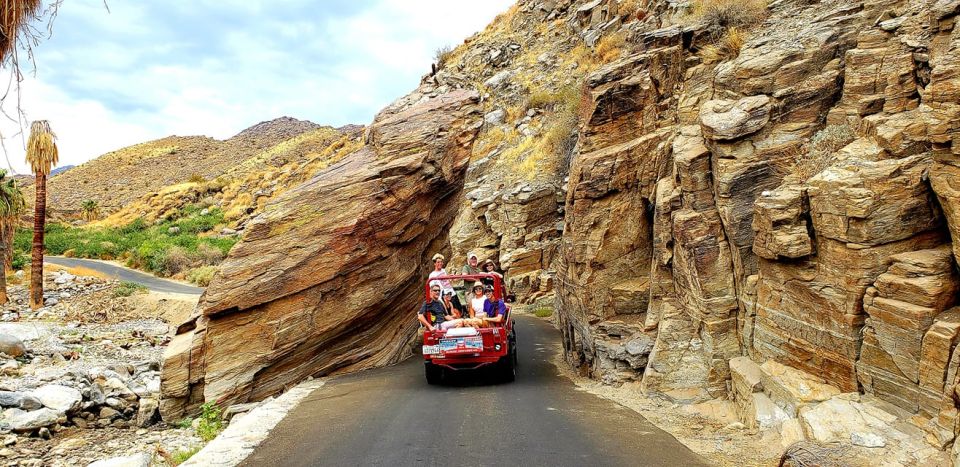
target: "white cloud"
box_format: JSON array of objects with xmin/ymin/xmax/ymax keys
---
[{"xmin": 0, "ymin": 0, "xmax": 515, "ymax": 175}]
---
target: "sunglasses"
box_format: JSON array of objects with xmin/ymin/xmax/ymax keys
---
[{"xmin": 430, "ymin": 289, "xmax": 440, "ymax": 293}]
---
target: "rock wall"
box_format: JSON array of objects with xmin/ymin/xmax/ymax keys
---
[
  {"xmin": 158, "ymin": 88, "xmax": 481, "ymax": 419},
  {"xmin": 553, "ymin": 0, "xmax": 960, "ymax": 430}
]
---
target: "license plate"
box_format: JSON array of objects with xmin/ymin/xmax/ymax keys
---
[
  {"xmin": 422, "ymin": 345, "xmax": 440, "ymax": 355},
  {"xmin": 439, "ymin": 336, "xmax": 483, "ymax": 353}
]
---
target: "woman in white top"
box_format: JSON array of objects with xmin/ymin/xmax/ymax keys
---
[{"xmin": 468, "ymin": 280, "xmax": 489, "ymax": 319}]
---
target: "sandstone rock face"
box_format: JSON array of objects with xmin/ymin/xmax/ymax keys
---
[
  {"xmin": 549, "ymin": 0, "xmax": 960, "ymax": 448},
  {"xmin": 556, "ymin": 44, "xmax": 683, "ymax": 385},
  {"xmin": 159, "ymin": 88, "xmax": 481, "ymax": 419},
  {"xmin": 857, "ymin": 247, "xmax": 959, "ymax": 413}
]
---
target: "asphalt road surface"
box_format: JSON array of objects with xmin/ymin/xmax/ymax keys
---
[
  {"xmin": 44, "ymin": 256, "xmax": 203, "ymax": 295},
  {"xmin": 241, "ymin": 315, "xmax": 707, "ymax": 467}
]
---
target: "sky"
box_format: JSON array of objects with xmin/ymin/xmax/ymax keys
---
[{"xmin": 0, "ymin": 0, "xmax": 514, "ymax": 174}]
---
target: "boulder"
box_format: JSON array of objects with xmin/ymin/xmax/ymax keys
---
[
  {"xmin": 31, "ymin": 385, "xmax": 81, "ymax": 414},
  {"xmin": 699, "ymin": 95, "xmax": 771, "ymax": 141},
  {"xmin": 159, "ymin": 88, "xmax": 482, "ymax": 419},
  {"xmin": 0, "ymin": 392, "xmax": 41, "ymax": 410},
  {"xmin": 3, "ymin": 408, "xmax": 61, "ymax": 432},
  {"xmin": 752, "ymin": 186, "xmax": 812, "ymax": 260},
  {"xmin": 745, "ymin": 392, "xmax": 791, "ymax": 430},
  {"xmin": 135, "ymin": 398, "xmax": 158, "ymax": 427},
  {"xmin": 797, "ymin": 396, "xmax": 896, "ymax": 444},
  {"xmin": 807, "ymin": 154, "xmax": 941, "ymax": 246},
  {"xmin": 0, "ymin": 334, "xmax": 25, "ymax": 358},
  {"xmin": 87, "ymin": 453, "xmax": 151, "ymax": 467},
  {"xmin": 779, "ymin": 419, "xmax": 806, "ymax": 449},
  {"xmin": 758, "ymin": 360, "xmax": 841, "ymax": 416},
  {"xmin": 857, "ymin": 247, "xmax": 959, "ymax": 413}
]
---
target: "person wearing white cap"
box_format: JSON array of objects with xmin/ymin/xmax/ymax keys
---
[{"xmin": 428, "ymin": 253, "xmax": 463, "ymax": 312}]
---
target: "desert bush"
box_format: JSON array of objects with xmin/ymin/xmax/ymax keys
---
[
  {"xmin": 113, "ymin": 281, "xmax": 147, "ymax": 298},
  {"xmin": 594, "ymin": 31, "xmax": 626, "ymax": 64},
  {"xmin": 169, "ymin": 446, "xmax": 201, "ymax": 465},
  {"xmin": 533, "ymin": 307, "xmax": 553, "ymax": 318},
  {"xmin": 196, "ymin": 243, "xmax": 224, "ymax": 265},
  {"xmin": 160, "ymin": 246, "xmax": 192, "ymax": 276},
  {"xmin": 187, "ymin": 173, "xmax": 206, "ymax": 184},
  {"xmin": 434, "ymin": 44, "xmax": 453, "ymax": 67},
  {"xmin": 692, "ymin": 0, "xmax": 767, "ymax": 34},
  {"xmin": 810, "ymin": 124, "xmax": 856, "ymax": 155},
  {"xmin": 617, "ymin": 0, "xmax": 641, "ymax": 17},
  {"xmin": 187, "ymin": 266, "xmax": 217, "ymax": 287},
  {"xmin": 793, "ymin": 124, "xmax": 856, "ymax": 181},
  {"xmin": 700, "ymin": 27, "xmax": 746, "ymax": 63},
  {"xmin": 15, "ymin": 205, "xmax": 237, "ymax": 277},
  {"xmin": 10, "ymin": 253, "xmax": 27, "ymax": 270}
]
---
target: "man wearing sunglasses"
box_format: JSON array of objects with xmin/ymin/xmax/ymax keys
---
[{"xmin": 417, "ymin": 283, "xmax": 454, "ymax": 332}]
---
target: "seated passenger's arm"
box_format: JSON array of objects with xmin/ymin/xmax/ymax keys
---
[
  {"xmin": 417, "ymin": 303, "xmax": 435, "ymax": 332},
  {"xmin": 418, "ymin": 313, "xmax": 434, "ymax": 331}
]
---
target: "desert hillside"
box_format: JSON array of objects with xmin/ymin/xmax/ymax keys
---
[{"xmin": 21, "ymin": 116, "xmax": 339, "ymax": 217}]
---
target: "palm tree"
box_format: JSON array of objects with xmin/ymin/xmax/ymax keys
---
[
  {"xmin": 0, "ymin": 170, "xmax": 24, "ymax": 305},
  {"xmin": 81, "ymin": 199, "xmax": 99, "ymax": 222},
  {"xmin": 25, "ymin": 120, "xmax": 58, "ymax": 309}
]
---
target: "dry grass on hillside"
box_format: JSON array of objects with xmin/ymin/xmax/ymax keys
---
[
  {"xmin": 594, "ymin": 32, "xmax": 627, "ymax": 64},
  {"xmin": 699, "ymin": 27, "xmax": 746, "ymax": 63},
  {"xmin": 32, "ymin": 118, "xmax": 325, "ymax": 218},
  {"xmin": 691, "ymin": 0, "xmax": 768, "ymax": 32},
  {"xmin": 792, "ymin": 124, "xmax": 857, "ymax": 182},
  {"xmin": 100, "ymin": 131, "xmax": 364, "ymax": 228}
]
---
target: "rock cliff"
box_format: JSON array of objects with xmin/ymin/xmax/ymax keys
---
[{"xmin": 159, "ymin": 88, "xmax": 480, "ymax": 418}]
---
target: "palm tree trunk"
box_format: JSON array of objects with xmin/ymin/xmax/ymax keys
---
[
  {"xmin": 29, "ymin": 172, "xmax": 45, "ymax": 309},
  {"xmin": 4, "ymin": 219, "xmax": 12, "ymax": 270},
  {"xmin": 0, "ymin": 219, "xmax": 7, "ymax": 305}
]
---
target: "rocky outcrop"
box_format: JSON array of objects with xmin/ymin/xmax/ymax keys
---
[
  {"xmin": 556, "ymin": 43, "xmax": 682, "ymax": 385},
  {"xmin": 158, "ymin": 88, "xmax": 481, "ymax": 419},
  {"xmin": 857, "ymin": 246, "xmax": 959, "ymax": 413},
  {"xmin": 548, "ymin": 0, "xmax": 960, "ymax": 454}
]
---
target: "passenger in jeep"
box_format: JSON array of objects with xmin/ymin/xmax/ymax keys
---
[
  {"xmin": 482, "ymin": 284, "xmax": 507, "ymax": 325},
  {"xmin": 442, "ymin": 290, "xmax": 464, "ymax": 319},
  {"xmin": 418, "ymin": 284, "xmax": 464, "ymax": 332}
]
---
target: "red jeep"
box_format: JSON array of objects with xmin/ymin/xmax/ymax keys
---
[{"xmin": 420, "ymin": 273, "xmax": 517, "ymax": 384}]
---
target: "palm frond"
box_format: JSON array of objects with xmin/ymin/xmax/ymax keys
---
[{"xmin": 25, "ymin": 119, "xmax": 58, "ymax": 175}]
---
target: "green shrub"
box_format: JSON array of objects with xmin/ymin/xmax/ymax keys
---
[
  {"xmin": 113, "ymin": 281, "xmax": 147, "ymax": 298},
  {"xmin": 196, "ymin": 402, "xmax": 224, "ymax": 442},
  {"xmin": 170, "ymin": 446, "xmax": 202, "ymax": 465},
  {"xmin": 187, "ymin": 266, "xmax": 217, "ymax": 287},
  {"xmin": 120, "ymin": 218, "xmax": 148, "ymax": 234},
  {"xmin": 174, "ymin": 417, "xmax": 193, "ymax": 429},
  {"xmin": 11, "ymin": 253, "xmax": 27, "ymax": 270},
  {"xmin": 14, "ymin": 205, "xmax": 237, "ymax": 278}
]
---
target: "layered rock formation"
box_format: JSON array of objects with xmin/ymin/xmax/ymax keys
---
[
  {"xmin": 545, "ymin": 0, "xmax": 960, "ymax": 456},
  {"xmin": 159, "ymin": 88, "xmax": 481, "ymax": 419}
]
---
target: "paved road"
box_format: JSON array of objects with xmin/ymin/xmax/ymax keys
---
[
  {"xmin": 241, "ymin": 315, "xmax": 706, "ymax": 467},
  {"xmin": 44, "ymin": 256, "xmax": 204, "ymax": 295}
]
